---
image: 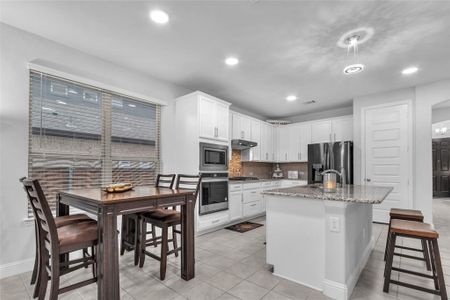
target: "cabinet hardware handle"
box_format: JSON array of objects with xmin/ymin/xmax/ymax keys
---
[
  {"xmin": 250, "ymin": 204, "xmax": 256, "ymax": 207},
  {"xmin": 366, "ymin": 178, "xmax": 371, "ymax": 182},
  {"xmin": 212, "ymin": 219, "xmax": 220, "ymax": 224},
  {"xmin": 285, "ymin": 153, "xmax": 287, "ymax": 160},
  {"xmin": 299, "ymin": 152, "xmax": 302, "ymax": 160},
  {"xmin": 334, "ymin": 133, "xmax": 336, "ymax": 142}
]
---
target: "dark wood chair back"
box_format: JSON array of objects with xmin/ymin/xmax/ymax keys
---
[
  {"xmin": 175, "ymin": 174, "xmax": 202, "ymax": 203},
  {"xmin": 155, "ymin": 174, "xmax": 176, "ymax": 189},
  {"xmin": 21, "ymin": 178, "xmax": 58, "ymax": 256}
]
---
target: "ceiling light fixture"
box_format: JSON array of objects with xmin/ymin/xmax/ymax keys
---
[
  {"xmin": 402, "ymin": 66, "xmax": 419, "ymax": 75},
  {"xmin": 342, "ymin": 35, "xmax": 365, "ymax": 75},
  {"xmin": 286, "ymin": 95, "xmax": 297, "ymax": 102},
  {"xmin": 150, "ymin": 10, "xmax": 169, "ymax": 24},
  {"xmin": 225, "ymin": 57, "xmax": 239, "ymax": 66}
]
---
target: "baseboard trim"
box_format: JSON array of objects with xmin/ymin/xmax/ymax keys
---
[
  {"xmin": 272, "ymin": 272, "xmax": 323, "ymax": 292},
  {"xmin": 0, "ymin": 257, "xmax": 34, "ymax": 279},
  {"xmin": 323, "ymin": 278, "xmax": 348, "ymax": 300}
]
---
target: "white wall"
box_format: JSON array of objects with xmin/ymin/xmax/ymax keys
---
[
  {"xmin": 432, "ymin": 106, "xmax": 450, "ymax": 124},
  {"xmin": 0, "ymin": 23, "xmax": 191, "ymax": 277},
  {"xmin": 288, "ymin": 106, "xmax": 353, "ymax": 123},
  {"xmin": 353, "ymin": 79, "xmax": 450, "ymax": 223}
]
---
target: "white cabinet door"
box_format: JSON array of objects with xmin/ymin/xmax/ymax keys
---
[
  {"xmin": 243, "ymin": 201, "xmax": 262, "ymax": 217},
  {"xmin": 241, "ymin": 116, "xmax": 251, "ymax": 140},
  {"xmin": 250, "ymin": 119, "xmax": 261, "ymax": 160},
  {"xmin": 332, "ymin": 117, "xmax": 353, "ymax": 142},
  {"xmin": 288, "ymin": 124, "xmax": 301, "ymax": 161},
  {"xmin": 215, "ymin": 101, "xmax": 229, "ymax": 141},
  {"xmin": 229, "ymin": 192, "xmax": 243, "ymax": 221},
  {"xmin": 261, "ymin": 122, "xmax": 274, "ymax": 161},
  {"xmin": 299, "ymin": 123, "xmax": 311, "ymax": 162},
  {"xmin": 277, "ymin": 126, "xmax": 289, "ymax": 162},
  {"xmin": 231, "ymin": 112, "xmax": 242, "ymax": 140},
  {"xmin": 311, "ymin": 120, "xmax": 332, "ymax": 143},
  {"xmin": 198, "ymin": 96, "xmax": 216, "ymax": 139}
]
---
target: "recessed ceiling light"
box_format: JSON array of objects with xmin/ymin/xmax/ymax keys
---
[
  {"xmin": 402, "ymin": 66, "xmax": 418, "ymax": 75},
  {"xmin": 343, "ymin": 63, "xmax": 365, "ymax": 75},
  {"xmin": 225, "ymin": 57, "xmax": 239, "ymax": 66},
  {"xmin": 150, "ymin": 10, "xmax": 169, "ymax": 24},
  {"xmin": 286, "ymin": 95, "xmax": 297, "ymax": 102}
]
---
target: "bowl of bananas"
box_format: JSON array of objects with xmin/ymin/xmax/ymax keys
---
[{"xmin": 103, "ymin": 182, "xmax": 133, "ymax": 193}]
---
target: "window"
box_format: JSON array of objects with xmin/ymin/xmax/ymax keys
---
[{"xmin": 28, "ymin": 71, "xmax": 160, "ymax": 215}]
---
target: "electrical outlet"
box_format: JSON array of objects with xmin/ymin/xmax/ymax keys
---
[{"xmin": 330, "ymin": 216, "xmax": 340, "ymax": 232}]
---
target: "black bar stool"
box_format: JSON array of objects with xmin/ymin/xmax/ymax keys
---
[{"xmin": 384, "ymin": 219, "xmax": 447, "ymax": 299}]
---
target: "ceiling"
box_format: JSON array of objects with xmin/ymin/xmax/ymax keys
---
[{"xmin": 1, "ymin": 1, "xmax": 450, "ymax": 118}]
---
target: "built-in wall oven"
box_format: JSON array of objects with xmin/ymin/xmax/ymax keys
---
[
  {"xmin": 199, "ymin": 172, "xmax": 229, "ymax": 215},
  {"xmin": 199, "ymin": 142, "xmax": 228, "ymax": 172}
]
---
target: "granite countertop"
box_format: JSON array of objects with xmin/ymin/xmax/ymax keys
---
[
  {"xmin": 262, "ymin": 184, "xmax": 393, "ymax": 204},
  {"xmin": 229, "ymin": 179, "xmax": 307, "ymax": 184}
]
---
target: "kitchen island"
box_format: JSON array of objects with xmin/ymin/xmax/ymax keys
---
[{"xmin": 262, "ymin": 185, "xmax": 392, "ymax": 300}]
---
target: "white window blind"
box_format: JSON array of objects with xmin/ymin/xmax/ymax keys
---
[{"xmin": 28, "ymin": 70, "xmax": 160, "ymax": 216}]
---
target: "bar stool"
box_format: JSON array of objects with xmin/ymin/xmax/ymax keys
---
[
  {"xmin": 120, "ymin": 174, "xmax": 176, "ymax": 265},
  {"xmin": 384, "ymin": 208, "xmax": 431, "ymax": 271},
  {"xmin": 384, "ymin": 219, "xmax": 447, "ymax": 299}
]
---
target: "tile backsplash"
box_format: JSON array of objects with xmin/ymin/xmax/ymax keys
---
[{"xmin": 229, "ymin": 149, "xmax": 308, "ymax": 180}]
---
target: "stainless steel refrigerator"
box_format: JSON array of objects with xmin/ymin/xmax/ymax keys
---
[{"xmin": 307, "ymin": 141, "xmax": 353, "ymax": 185}]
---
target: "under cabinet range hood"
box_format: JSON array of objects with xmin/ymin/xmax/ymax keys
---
[{"xmin": 231, "ymin": 139, "xmax": 257, "ymax": 150}]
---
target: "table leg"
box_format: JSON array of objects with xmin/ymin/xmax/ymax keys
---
[
  {"xmin": 181, "ymin": 194, "xmax": 195, "ymax": 280},
  {"xmin": 56, "ymin": 194, "xmax": 70, "ymax": 267},
  {"xmin": 97, "ymin": 207, "xmax": 120, "ymax": 300}
]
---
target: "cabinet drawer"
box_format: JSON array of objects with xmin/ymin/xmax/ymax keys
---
[
  {"xmin": 243, "ymin": 190, "xmax": 261, "ymax": 203},
  {"xmin": 197, "ymin": 213, "xmax": 229, "ymax": 231},
  {"xmin": 261, "ymin": 181, "xmax": 273, "ymax": 188},
  {"xmin": 243, "ymin": 201, "xmax": 261, "ymax": 217},
  {"xmin": 242, "ymin": 182, "xmax": 261, "ymax": 190},
  {"xmin": 229, "ymin": 184, "xmax": 242, "ymax": 192}
]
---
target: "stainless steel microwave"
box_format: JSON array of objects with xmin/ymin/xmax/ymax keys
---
[{"xmin": 199, "ymin": 142, "xmax": 228, "ymax": 172}]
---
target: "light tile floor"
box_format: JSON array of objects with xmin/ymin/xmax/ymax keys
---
[{"xmin": 2, "ymin": 198, "xmax": 450, "ymax": 300}]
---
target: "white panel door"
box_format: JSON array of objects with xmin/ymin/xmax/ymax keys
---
[
  {"xmin": 311, "ymin": 120, "xmax": 332, "ymax": 143},
  {"xmin": 364, "ymin": 103, "xmax": 411, "ymax": 223},
  {"xmin": 332, "ymin": 117, "xmax": 353, "ymax": 142}
]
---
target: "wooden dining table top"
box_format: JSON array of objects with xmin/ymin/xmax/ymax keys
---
[{"xmin": 58, "ymin": 186, "xmax": 196, "ymax": 204}]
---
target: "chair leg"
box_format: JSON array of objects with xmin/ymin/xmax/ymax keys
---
[
  {"xmin": 33, "ymin": 248, "xmax": 42, "ymax": 299},
  {"xmin": 431, "ymin": 239, "xmax": 448, "ymax": 300},
  {"xmin": 428, "ymin": 240, "xmax": 440, "ymax": 290},
  {"xmin": 49, "ymin": 254, "xmax": 60, "ymax": 300},
  {"xmin": 139, "ymin": 218, "xmax": 146, "ymax": 268},
  {"xmin": 383, "ymin": 232, "xmax": 396, "ymax": 293},
  {"xmin": 91, "ymin": 246, "xmax": 96, "ymax": 278},
  {"xmin": 120, "ymin": 215, "xmax": 127, "ymax": 255},
  {"xmin": 134, "ymin": 215, "xmax": 140, "ymax": 266},
  {"xmin": 152, "ymin": 225, "xmax": 157, "ymax": 247},
  {"xmin": 384, "ymin": 218, "xmax": 392, "ymax": 261},
  {"xmin": 422, "ymin": 239, "xmax": 431, "ymax": 271},
  {"xmin": 172, "ymin": 225, "xmax": 179, "ymax": 257},
  {"xmin": 38, "ymin": 253, "xmax": 49, "ymax": 300},
  {"xmin": 160, "ymin": 226, "xmax": 168, "ymax": 280},
  {"xmin": 31, "ymin": 223, "xmax": 38, "ymax": 285}
]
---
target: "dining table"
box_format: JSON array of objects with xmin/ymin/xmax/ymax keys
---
[{"xmin": 56, "ymin": 186, "xmax": 197, "ymax": 300}]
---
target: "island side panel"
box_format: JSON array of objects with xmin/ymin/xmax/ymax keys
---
[
  {"xmin": 265, "ymin": 194, "xmax": 325, "ymax": 290},
  {"xmin": 323, "ymin": 201, "xmax": 374, "ymax": 300}
]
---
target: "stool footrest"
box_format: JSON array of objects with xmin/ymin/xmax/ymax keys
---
[
  {"xmin": 389, "ymin": 280, "xmax": 441, "ymax": 295},
  {"xmin": 395, "ymin": 245, "xmax": 424, "ymax": 253},
  {"xmin": 394, "ymin": 252, "xmax": 426, "ymax": 261},
  {"xmin": 391, "ymin": 267, "xmax": 434, "ymax": 279}
]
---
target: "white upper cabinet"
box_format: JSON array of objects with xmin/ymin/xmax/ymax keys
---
[
  {"xmin": 231, "ymin": 112, "xmax": 252, "ymax": 140},
  {"xmin": 198, "ymin": 95, "xmax": 229, "ymax": 141},
  {"xmin": 310, "ymin": 120, "xmax": 332, "ymax": 144},
  {"xmin": 288, "ymin": 124, "xmax": 301, "ymax": 161},
  {"xmin": 250, "ymin": 119, "xmax": 261, "ymax": 160},
  {"xmin": 310, "ymin": 116, "xmax": 353, "ymax": 144},
  {"xmin": 332, "ymin": 116, "xmax": 353, "ymax": 142},
  {"xmin": 298, "ymin": 123, "xmax": 311, "ymax": 162},
  {"xmin": 277, "ymin": 126, "xmax": 289, "ymax": 162},
  {"xmin": 260, "ymin": 122, "xmax": 274, "ymax": 161}
]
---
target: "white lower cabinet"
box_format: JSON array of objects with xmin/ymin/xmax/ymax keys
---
[
  {"xmin": 229, "ymin": 192, "xmax": 243, "ymax": 221},
  {"xmin": 197, "ymin": 211, "xmax": 230, "ymax": 231},
  {"xmin": 243, "ymin": 201, "xmax": 262, "ymax": 217}
]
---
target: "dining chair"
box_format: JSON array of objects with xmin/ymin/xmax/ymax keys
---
[
  {"xmin": 138, "ymin": 174, "xmax": 201, "ymax": 280},
  {"xmin": 22, "ymin": 178, "xmax": 98, "ymax": 300},
  {"xmin": 20, "ymin": 177, "xmax": 95, "ymax": 298},
  {"xmin": 120, "ymin": 174, "xmax": 176, "ymax": 265}
]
